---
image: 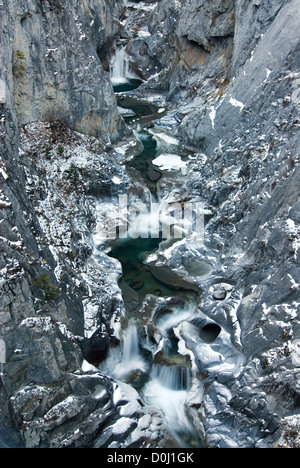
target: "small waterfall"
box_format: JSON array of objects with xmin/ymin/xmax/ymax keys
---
[
  {"xmin": 143, "ymin": 364, "xmax": 199, "ymax": 447},
  {"xmin": 156, "ymin": 302, "xmax": 196, "ymax": 338},
  {"xmin": 150, "ymin": 364, "xmax": 191, "ymax": 391},
  {"xmin": 122, "ymin": 321, "xmax": 141, "ymax": 363},
  {"xmin": 142, "ymin": 300, "xmax": 201, "ymax": 447},
  {"xmin": 113, "ymin": 320, "xmax": 148, "ymax": 382},
  {"xmin": 110, "ymin": 46, "xmax": 130, "ymax": 84},
  {"xmin": 127, "ymin": 191, "xmax": 162, "ymax": 239},
  {"xmin": 149, "ymin": 192, "xmax": 161, "ymax": 238},
  {"xmin": 110, "ymin": 45, "xmax": 143, "ymax": 92}
]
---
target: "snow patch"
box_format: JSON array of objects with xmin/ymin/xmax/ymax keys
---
[
  {"xmin": 0, "ymin": 339, "xmax": 6, "ymax": 364},
  {"xmin": 0, "ymin": 167, "xmax": 9, "ymax": 181},
  {"xmin": 152, "ymin": 132, "xmax": 180, "ymax": 146},
  {"xmin": 0, "ymin": 79, "xmax": 6, "ymax": 104},
  {"xmin": 112, "ymin": 176, "xmax": 122, "ymax": 185},
  {"xmin": 286, "ymin": 218, "xmax": 300, "ymax": 259},
  {"xmin": 81, "ymin": 359, "xmax": 98, "ymax": 373},
  {"xmin": 152, "ymin": 154, "xmax": 187, "ymax": 174},
  {"xmin": 20, "ymin": 317, "xmax": 55, "ymax": 333},
  {"xmin": 138, "ymin": 29, "xmax": 151, "ymax": 39},
  {"xmin": 229, "ymin": 96, "xmax": 244, "ymax": 111},
  {"xmin": 111, "ymin": 417, "xmax": 134, "ymax": 435},
  {"xmin": 291, "ymin": 340, "xmax": 300, "ymax": 366},
  {"xmin": 209, "ymin": 107, "xmax": 216, "ymax": 129}
]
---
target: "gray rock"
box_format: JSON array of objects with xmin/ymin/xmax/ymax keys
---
[
  {"xmin": 4, "ymin": 0, "xmax": 125, "ymax": 140},
  {"xmin": 213, "ymin": 289, "xmax": 227, "ymax": 301}
]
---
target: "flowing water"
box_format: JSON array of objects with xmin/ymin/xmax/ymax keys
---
[
  {"xmin": 142, "ymin": 365, "xmax": 198, "ymax": 448},
  {"xmin": 112, "ymin": 319, "xmax": 149, "ymax": 382},
  {"xmin": 98, "ymin": 48, "xmax": 203, "ymax": 447},
  {"xmin": 110, "ymin": 45, "xmax": 143, "ymax": 92}
]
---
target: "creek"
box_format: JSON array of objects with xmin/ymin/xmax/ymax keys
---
[{"xmin": 99, "ymin": 46, "xmax": 203, "ymax": 448}]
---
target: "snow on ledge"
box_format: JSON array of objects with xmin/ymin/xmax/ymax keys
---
[
  {"xmin": 229, "ymin": 96, "xmax": 244, "ymax": 111},
  {"xmin": 0, "ymin": 79, "xmax": 6, "ymax": 104},
  {"xmin": 152, "ymin": 153, "xmax": 187, "ymax": 174}
]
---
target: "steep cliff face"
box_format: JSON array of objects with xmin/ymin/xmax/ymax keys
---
[
  {"xmin": 0, "ymin": 0, "xmax": 168, "ymax": 449},
  {"xmin": 182, "ymin": 0, "xmax": 300, "ymax": 448},
  {"xmin": 4, "ymin": 0, "xmax": 125, "ymax": 139},
  {"xmin": 125, "ymin": 0, "xmax": 235, "ymax": 100}
]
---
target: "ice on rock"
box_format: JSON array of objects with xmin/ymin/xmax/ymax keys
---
[{"xmin": 152, "ymin": 154, "xmax": 187, "ymax": 173}]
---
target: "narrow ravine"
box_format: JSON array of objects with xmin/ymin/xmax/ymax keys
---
[
  {"xmin": 96, "ymin": 45, "xmax": 204, "ymax": 448},
  {"xmin": 1, "ymin": 0, "xmax": 298, "ymax": 450}
]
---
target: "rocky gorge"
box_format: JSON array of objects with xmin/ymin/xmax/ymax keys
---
[{"xmin": 0, "ymin": 0, "xmax": 299, "ymax": 449}]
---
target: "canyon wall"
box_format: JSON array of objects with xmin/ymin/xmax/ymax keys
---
[
  {"xmin": 3, "ymin": 0, "xmax": 125, "ymax": 139},
  {"xmin": 0, "ymin": 0, "xmax": 168, "ymax": 448},
  {"xmin": 0, "ymin": 0, "xmax": 299, "ymax": 448}
]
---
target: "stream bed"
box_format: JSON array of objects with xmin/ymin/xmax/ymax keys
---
[{"xmin": 99, "ymin": 71, "xmax": 203, "ymax": 447}]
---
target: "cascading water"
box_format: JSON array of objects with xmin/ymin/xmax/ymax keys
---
[
  {"xmin": 110, "ymin": 47, "xmax": 129, "ymax": 84},
  {"xmin": 141, "ymin": 302, "xmax": 202, "ymax": 447},
  {"xmin": 110, "ymin": 46, "xmax": 143, "ymax": 92},
  {"xmin": 142, "ymin": 364, "xmax": 197, "ymax": 447},
  {"xmin": 156, "ymin": 301, "xmax": 197, "ymax": 340},
  {"xmin": 112, "ymin": 320, "xmax": 148, "ymax": 383},
  {"xmin": 148, "ymin": 364, "xmax": 191, "ymax": 392},
  {"xmin": 101, "ymin": 303, "xmax": 201, "ymax": 446},
  {"xmin": 98, "ymin": 58, "xmax": 204, "ymax": 447}
]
